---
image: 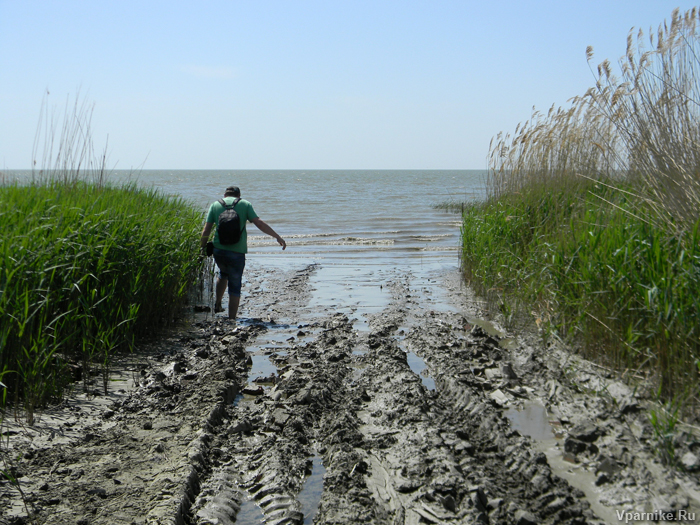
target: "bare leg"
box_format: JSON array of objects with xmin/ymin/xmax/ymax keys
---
[
  {"xmin": 229, "ymin": 296, "xmax": 241, "ymax": 319},
  {"xmin": 215, "ymin": 277, "xmax": 228, "ymax": 313}
]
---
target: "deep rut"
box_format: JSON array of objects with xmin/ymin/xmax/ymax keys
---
[
  {"xmin": 189, "ymin": 278, "xmax": 592, "ymax": 525},
  {"xmin": 8, "ymin": 264, "xmax": 695, "ymax": 525}
]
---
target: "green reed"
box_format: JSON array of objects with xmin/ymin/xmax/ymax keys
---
[
  {"xmin": 0, "ymin": 180, "xmax": 203, "ymax": 423},
  {"xmin": 464, "ymin": 8, "xmax": 700, "ymax": 412},
  {"xmin": 463, "ymin": 182, "xmax": 700, "ymax": 406},
  {"xmin": 433, "ymin": 200, "xmax": 467, "ymax": 213}
]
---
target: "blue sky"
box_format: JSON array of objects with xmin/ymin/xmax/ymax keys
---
[{"xmin": 1, "ymin": 1, "xmax": 698, "ymax": 169}]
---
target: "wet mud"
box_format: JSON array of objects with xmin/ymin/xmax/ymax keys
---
[{"xmin": 2, "ymin": 262, "xmax": 699, "ymax": 524}]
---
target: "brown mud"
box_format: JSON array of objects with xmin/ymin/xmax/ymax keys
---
[{"xmin": 2, "ymin": 262, "xmax": 699, "ymax": 524}]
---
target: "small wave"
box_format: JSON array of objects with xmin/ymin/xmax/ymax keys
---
[
  {"xmin": 248, "ymin": 230, "xmax": 401, "ymax": 240},
  {"xmin": 406, "ymin": 246, "xmax": 461, "ymax": 252},
  {"xmin": 249, "ymin": 237, "xmax": 395, "ymax": 247},
  {"xmin": 415, "ymin": 246, "xmax": 459, "ymax": 252},
  {"xmin": 408, "ymin": 234, "xmax": 451, "ymax": 241}
]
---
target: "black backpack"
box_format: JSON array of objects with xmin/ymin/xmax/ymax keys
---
[{"xmin": 216, "ymin": 198, "xmax": 244, "ymax": 245}]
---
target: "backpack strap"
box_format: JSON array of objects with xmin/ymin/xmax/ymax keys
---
[
  {"xmin": 218, "ymin": 198, "xmax": 241, "ymax": 209},
  {"xmin": 234, "ymin": 198, "xmax": 244, "ymax": 231}
]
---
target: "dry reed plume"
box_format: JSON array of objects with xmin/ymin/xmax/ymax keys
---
[
  {"xmin": 489, "ymin": 8, "xmax": 700, "ymax": 231},
  {"xmin": 466, "ymin": 7, "xmax": 700, "ymax": 414}
]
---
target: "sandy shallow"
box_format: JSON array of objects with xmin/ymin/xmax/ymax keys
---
[{"xmin": 1, "ymin": 259, "xmax": 699, "ymax": 525}]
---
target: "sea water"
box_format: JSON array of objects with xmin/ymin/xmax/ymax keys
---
[
  {"xmin": 111, "ymin": 169, "xmax": 486, "ymax": 258},
  {"xmin": 6, "ymin": 169, "xmax": 486, "ymax": 316},
  {"xmin": 5, "ymin": 170, "xmax": 484, "ymax": 256}
]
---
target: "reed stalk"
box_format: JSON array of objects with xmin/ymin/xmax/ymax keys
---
[
  {"xmin": 465, "ymin": 7, "xmax": 700, "ymax": 415},
  {"xmin": 0, "ymin": 94, "xmax": 205, "ymax": 423}
]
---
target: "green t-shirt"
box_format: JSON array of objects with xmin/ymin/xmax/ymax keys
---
[{"xmin": 206, "ymin": 197, "xmax": 259, "ymax": 253}]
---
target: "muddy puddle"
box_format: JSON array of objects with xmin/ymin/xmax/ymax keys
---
[
  {"xmin": 540, "ymin": 444, "xmax": 621, "ymax": 525},
  {"xmin": 505, "ymin": 401, "xmax": 555, "ymax": 441},
  {"xmin": 505, "ymin": 404, "xmax": 623, "ymax": 525},
  {"xmin": 5, "ymin": 249, "xmax": 700, "ymax": 525},
  {"xmin": 235, "ymin": 462, "xmax": 326, "ymax": 525},
  {"xmin": 307, "ymin": 263, "xmax": 391, "ymax": 331},
  {"xmin": 19, "ymin": 174, "xmax": 699, "ymax": 524},
  {"xmin": 235, "ymin": 497, "xmax": 266, "ymax": 524},
  {"xmin": 298, "ymin": 456, "xmax": 325, "ymax": 524},
  {"xmin": 405, "ymin": 351, "xmax": 436, "ymax": 390},
  {"xmin": 249, "ymin": 355, "xmax": 277, "ymax": 382}
]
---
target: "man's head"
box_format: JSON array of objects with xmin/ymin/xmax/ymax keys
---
[{"xmin": 224, "ymin": 186, "xmax": 241, "ymax": 197}]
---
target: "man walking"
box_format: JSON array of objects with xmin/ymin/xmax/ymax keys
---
[{"xmin": 200, "ymin": 186, "xmax": 286, "ymax": 319}]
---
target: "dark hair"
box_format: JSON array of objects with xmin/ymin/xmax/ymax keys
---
[{"xmin": 224, "ymin": 186, "xmax": 240, "ymax": 197}]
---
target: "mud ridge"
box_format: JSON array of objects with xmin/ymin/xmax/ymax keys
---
[
  {"xmin": 0, "ymin": 321, "xmax": 265, "ymax": 525},
  {"xmin": 400, "ymin": 314, "xmax": 589, "ymax": 523},
  {"xmin": 191, "ymin": 313, "xmax": 357, "ymax": 525},
  {"xmin": 3, "ymin": 264, "xmax": 700, "ymax": 525}
]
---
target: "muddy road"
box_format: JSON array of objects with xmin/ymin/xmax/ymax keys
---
[{"xmin": 2, "ymin": 261, "xmax": 699, "ymax": 524}]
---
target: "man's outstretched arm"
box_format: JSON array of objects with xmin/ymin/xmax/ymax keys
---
[{"xmin": 251, "ymin": 217, "xmax": 286, "ymax": 250}]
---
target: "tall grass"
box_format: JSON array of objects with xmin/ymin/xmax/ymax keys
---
[
  {"xmin": 464, "ymin": 8, "xmax": 700, "ymax": 413},
  {"xmin": 0, "ymin": 181, "xmax": 203, "ymax": 422},
  {"xmin": 31, "ymin": 92, "xmax": 111, "ymax": 187},
  {"xmin": 0, "ymin": 94, "xmax": 204, "ymax": 424}
]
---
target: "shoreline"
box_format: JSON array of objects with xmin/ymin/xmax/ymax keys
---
[{"xmin": 1, "ymin": 260, "xmax": 699, "ymax": 524}]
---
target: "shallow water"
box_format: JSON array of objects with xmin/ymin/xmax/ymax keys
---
[
  {"xmin": 406, "ymin": 352, "xmax": 436, "ymax": 391},
  {"xmin": 235, "ymin": 496, "xmax": 266, "ymax": 524},
  {"xmin": 137, "ymin": 170, "xmax": 483, "ymax": 258},
  {"xmin": 505, "ymin": 401, "xmax": 554, "ymax": 441},
  {"xmin": 249, "ymin": 355, "xmax": 277, "ymax": 383},
  {"xmin": 504, "ymin": 403, "xmax": 623, "ymax": 524},
  {"xmin": 11, "ymin": 169, "xmax": 485, "ymax": 331},
  {"xmin": 299, "ymin": 456, "xmax": 325, "ymax": 524},
  {"xmin": 308, "ymin": 263, "xmax": 391, "ymax": 330}
]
